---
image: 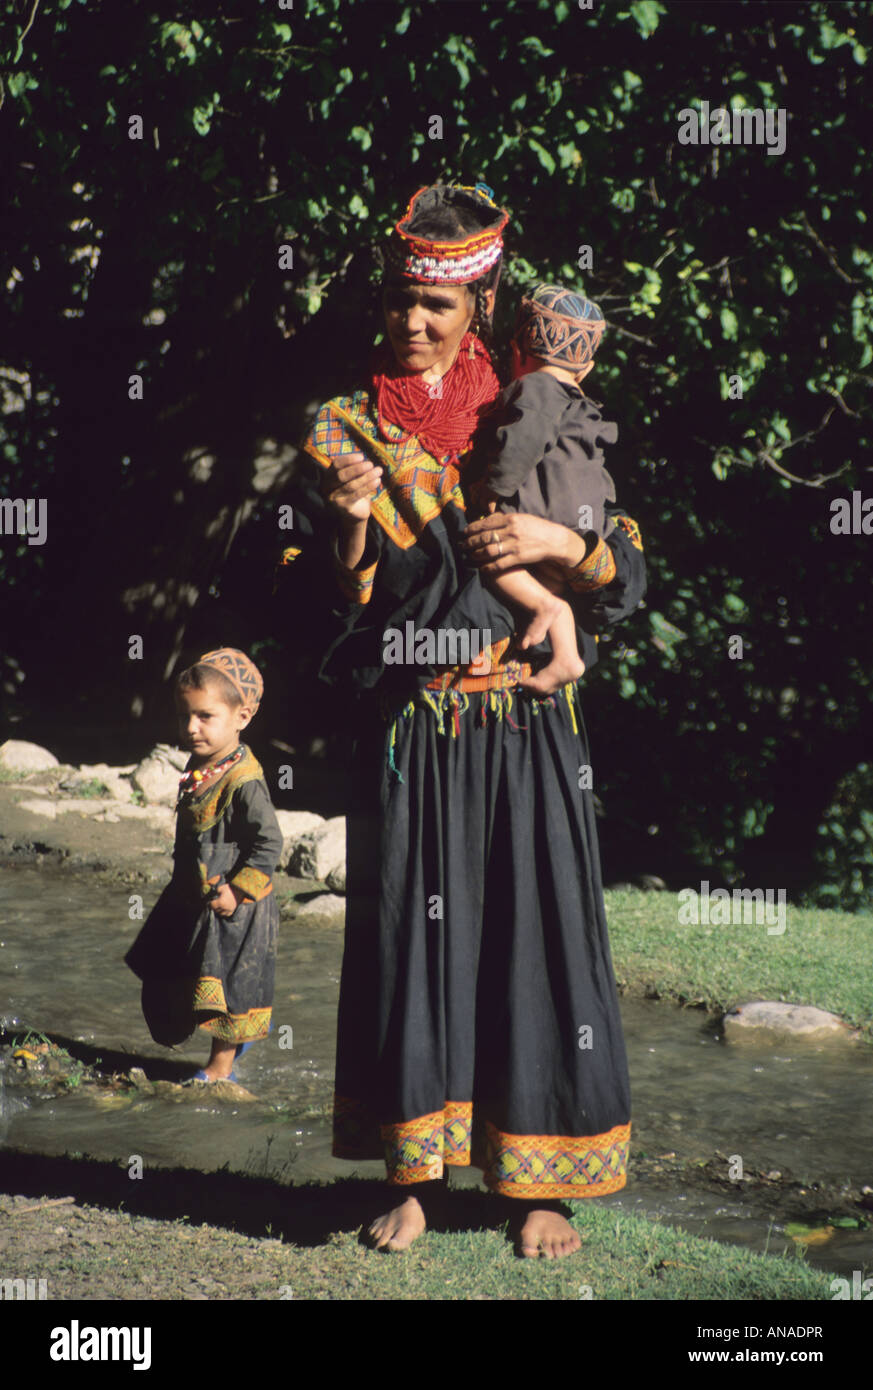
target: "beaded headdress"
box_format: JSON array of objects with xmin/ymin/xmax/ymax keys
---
[
  {"xmin": 515, "ymin": 284, "xmax": 606, "ymax": 371},
  {"xmin": 197, "ymin": 648, "xmax": 264, "ymax": 711},
  {"xmin": 387, "ymin": 183, "xmax": 509, "ymax": 285}
]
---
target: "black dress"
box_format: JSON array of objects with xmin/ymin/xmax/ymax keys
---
[
  {"xmin": 125, "ymin": 745, "xmax": 283, "ymax": 1047},
  {"xmin": 283, "ymin": 384, "xmax": 646, "ymax": 1200}
]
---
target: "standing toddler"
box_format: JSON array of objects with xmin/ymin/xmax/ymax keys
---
[{"xmin": 125, "ymin": 648, "xmax": 283, "ymax": 1083}]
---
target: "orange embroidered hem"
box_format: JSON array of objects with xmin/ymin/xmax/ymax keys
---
[
  {"xmin": 333, "ymin": 1094, "xmax": 630, "ymax": 1198},
  {"xmin": 193, "ymin": 976, "xmax": 271, "ymax": 1042},
  {"xmin": 482, "ymin": 1120, "xmax": 631, "ymax": 1199}
]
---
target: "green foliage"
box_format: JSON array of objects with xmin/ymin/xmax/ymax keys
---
[{"xmin": 803, "ymin": 764, "xmax": 873, "ymax": 914}]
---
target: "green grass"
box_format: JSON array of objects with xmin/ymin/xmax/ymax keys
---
[
  {"xmin": 604, "ymin": 890, "xmax": 873, "ymax": 1041},
  {"xmin": 72, "ymin": 778, "xmax": 110, "ymax": 799},
  {"xmin": 253, "ymin": 1205, "xmax": 831, "ymax": 1301}
]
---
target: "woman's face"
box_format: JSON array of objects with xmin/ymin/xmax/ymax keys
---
[{"xmin": 382, "ymin": 282, "xmax": 477, "ymax": 376}]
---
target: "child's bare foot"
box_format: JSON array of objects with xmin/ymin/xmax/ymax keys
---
[
  {"xmin": 521, "ymin": 653, "xmax": 586, "ymax": 697},
  {"xmin": 517, "ymin": 595, "xmax": 565, "ymax": 651},
  {"xmin": 368, "ymin": 1194, "xmax": 427, "ymax": 1252},
  {"xmin": 518, "ymin": 1208, "xmax": 583, "ymax": 1259}
]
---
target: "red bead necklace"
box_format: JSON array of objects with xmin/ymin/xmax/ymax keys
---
[{"xmin": 371, "ymin": 332, "xmax": 501, "ymax": 463}]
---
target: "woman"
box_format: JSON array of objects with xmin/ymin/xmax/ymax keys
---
[{"xmin": 284, "ymin": 183, "xmax": 646, "ymax": 1258}]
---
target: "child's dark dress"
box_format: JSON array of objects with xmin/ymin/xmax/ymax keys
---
[
  {"xmin": 473, "ymin": 372, "xmax": 618, "ymax": 540},
  {"xmin": 125, "ymin": 744, "xmax": 283, "ymax": 1047}
]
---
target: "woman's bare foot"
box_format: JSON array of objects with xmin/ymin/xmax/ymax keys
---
[
  {"xmin": 518, "ymin": 1208, "xmax": 583, "ymax": 1259},
  {"xmin": 521, "ymin": 653, "xmax": 586, "ymax": 697},
  {"xmin": 368, "ymin": 1194, "xmax": 427, "ymax": 1252}
]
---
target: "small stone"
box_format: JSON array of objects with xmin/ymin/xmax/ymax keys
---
[
  {"xmin": 723, "ymin": 1001, "xmax": 853, "ymax": 1044},
  {"xmin": 295, "ymin": 893, "xmax": 345, "ymax": 920},
  {"xmin": 131, "ymin": 747, "xmax": 188, "ymax": 806},
  {"xmin": 128, "ymin": 1068, "xmax": 153, "ymax": 1090},
  {"xmin": 765, "ymin": 1170, "xmax": 782, "ymax": 1181},
  {"xmin": 274, "ymin": 811, "xmax": 325, "ymax": 870},
  {"xmin": 0, "ymin": 740, "xmax": 59, "ymax": 772},
  {"xmin": 289, "ymin": 817, "xmax": 346, "ymax": 880}
]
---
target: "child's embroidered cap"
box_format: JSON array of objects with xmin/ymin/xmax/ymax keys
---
[
  {"xmin": 514, "ymin": 284, "xmax": 605, "ymax": 371},
  {"xmin": 198, "ymin": 648, "xmax": 264, "ymax": 711}
]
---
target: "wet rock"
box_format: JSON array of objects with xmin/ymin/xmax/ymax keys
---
[
  {"xmin": 289, "ymin": 817, "xmax": 345, "ymax": 880},
  {"xmin": 274, "ymin": 811, "xmax": 325, "ymax": 870},
  {"xmin": 150, "ymin": 1077, "xmax": 256, "ymax": 1102},
  {"xmin": 0, "ymin": 740, "xmax": 59, "ymax": 773},
  {"xmin": 208, "ymin": 1079, "xmax": 256, "ymax": 1102},
  {"xmin": 723, "ymin": 1001, "xmax": 854, "ymax": 1044},
  {"xmin": 326, "ymin": 864, "xmax": 346, "ymax": 893},
  {"xmin": 295, "ymin": 893, "xmax": 345, "ymax": 920},
  {"xmin": 128, "ymin": 1068, "xmax": 154, "ymax": 1092},
  {"xmin": 131, "ymin": 746, "xmax": 188, "ymax": 806}
]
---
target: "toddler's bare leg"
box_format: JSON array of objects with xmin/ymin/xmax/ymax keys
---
[
  {"xmin": 489, "ymin": 565, "xmax": 569, "ymax": 650},
  {"xmin": 520, "ymin": 599, "xmax": 586, "ymax": 696},
  {"xmin": 198, "ymin": 1038, "xmax": 237, "ymax": 1081}
]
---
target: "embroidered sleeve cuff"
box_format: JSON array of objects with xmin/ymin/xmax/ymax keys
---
[
  {"xmin": 332, "ymin": 538, "xmax": 378, "ymax": 605},
  {"xmin": 230, "ymin": 865, "xmax": 273, "ymax": 901},
  {"xmin": 566, "ymin": 535, "xmax": 617, "ymax": 592}
]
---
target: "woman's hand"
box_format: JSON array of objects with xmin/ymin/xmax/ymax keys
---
[
  {"xmin": 322, "ymin": 449, "xmax": 382, "ymax": 523},
  {"xmin": 462, "ymin": 511, "xmax": 585, "ymax": 576}
]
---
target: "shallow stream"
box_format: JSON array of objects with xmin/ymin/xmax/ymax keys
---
[{"xmin": 1, "ymin": 866, "xmax": 871, "ymax": 1275}]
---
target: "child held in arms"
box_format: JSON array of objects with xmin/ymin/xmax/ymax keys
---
[
  {"xmin": 125, "ymin": 648, "xmax": 283, "ymax": 1083},
  {"xmin": 469, "ymin": 283, "xmax": 617, "ymax": 696}
]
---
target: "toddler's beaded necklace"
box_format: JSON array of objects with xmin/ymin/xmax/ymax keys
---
[{"xmin": 177, "ymin": 745, "xmax": 244, "ymax": 804}]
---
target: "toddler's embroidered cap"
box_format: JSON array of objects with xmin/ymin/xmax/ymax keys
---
[
  {"xmin": 515, "ymin": 283, "xmax": 605, "ymax": 371},
  {"xmin": 198, "ymin": 648, "xmax": 264, "ymax": 711}
]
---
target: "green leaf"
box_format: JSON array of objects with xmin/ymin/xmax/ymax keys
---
[
  {"xmin": 520, "ymin": 36, "xmax": 555, "ymax": 57},
  {"xmin": 630, "ymin": 1, "xmax": 665, "ymax": 39},
  {"xmin": 720, "ymin": 306, "xmax": 738, "ymax": 340},
  {"xmin": 528, "ymin": 139, "xmax": 556, "ymax": 175}
]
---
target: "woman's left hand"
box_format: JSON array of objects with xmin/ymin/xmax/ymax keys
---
[{"xmin": 461, "ymin": 512, "xmax": 580, "ymax": 575}]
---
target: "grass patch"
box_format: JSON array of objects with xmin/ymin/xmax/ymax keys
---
[
  {"xmin": 251, "ymin": 1205, "xmax": 831, "ymax": 1301},
  {"xmin": 71, "ymin": 778, "xmax": 110, "ymax": 799},
  {"xmin": 605, "ymin": 890, "xmax": 873, "ymax": 1040}
]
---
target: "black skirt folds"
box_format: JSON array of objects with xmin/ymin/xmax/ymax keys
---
[{"xmin": 333, "ymin": 680, "xmax": 631, "ymax": 1201}]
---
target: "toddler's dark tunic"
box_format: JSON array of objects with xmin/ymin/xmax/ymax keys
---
[
  {"xmin": 125, "ymin": 745, "xmax": 283, "ymax": 1047},
  {"xmin": 473, "ymin": 372, "xmax": 617, "ymax": 542}
]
